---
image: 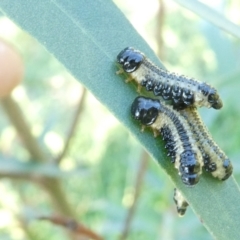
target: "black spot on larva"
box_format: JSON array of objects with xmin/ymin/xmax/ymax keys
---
[
  {"xmin": 202, "ymin": 151, "xmax": 217, "ymax": 172},
  {"xmin": 117, "ymin": 47, "xmax": 144, "ymax": 73},
  {"xmin": 182, "ymin": 89, "xmax": 194, "ymax": 106},
  {"xmin": 172, "ymin": 85, "xmax": 182, "ymax": 102},
  {"xmin": 173, "ymin": 102, "xmax": 187, "ymax": 110},
  {"xmin": 167, "ymin": 150, "xmax": 176, "ymax": 163},
  {"xmin": 161, "ymin": 126, "xmax": 176, "ymax": 163},
  {"xmin": 162, "ymin": 84, "xmax": 172, "ymax": 100},
  {"xmin": 168, "ymin": 73, "xmax": 175, "ymax": 80},
  {"xmin": 205, "ymin": 162, "xmax": 217, "ymax": 172},
  {"xmin": 160, "ymin": 71, "xmax": 167, "ymax": 78},
  {"xmin": 160, "ymin": 127, "xmax": 172, "ymax": 141},
  {"xmin": 153, "ymin": 82, "xmax": 164, "ymax": 96},
  {"xmin": 145, "ymin": 77, "xmax": 155, "ymax": 91},
  {"xmin": 165, "ymin": 141, "xmax": 176, "ymax": 150},
  {"xmin": 141, "ymin": 78, "xmax": 148, "ymax": 87}
]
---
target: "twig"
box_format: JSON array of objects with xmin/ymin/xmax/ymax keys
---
[
  {"xmin": 1, "ymin": 96, "xmax": 47, "ymax": 162},
  {"xmin": 119, "ymin": 150, "xmax": 149, "ymax": 240},
  {"xmin": 39, "ymin": 215, "xmax": 104, "ymax": 240},
  {"xmin": 55, "ymin": 88, "xmax": 86, "ymax": 164},
  {"xmin": 1, "ymin": 95, "xmax": 75, "ymax": 217}
]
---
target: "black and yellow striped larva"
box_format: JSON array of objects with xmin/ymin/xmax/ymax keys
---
[
  {"xmin": 180, "ymin": 107, "xmax": 233, "ymax": 181},
  {"xmin": 117, "ymin": 47, "xmax": 223, "ymax": 110},
  {"xmin": 131, "ymin": 96, "xmax": 204, "ymax": 186},
  {"xmin": 173, "ymin": 188, "xmax": 189, "ymax": 217}
]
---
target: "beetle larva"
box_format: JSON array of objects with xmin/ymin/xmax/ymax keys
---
[
  {"xmin": 131, "ymin": 96, "xmax": 204, "ymax": 186},
  {"xmin": 180, "ymin": 107, "xmax": 233, "ymax": 180},
  {"xmin": 117, "ymin": 47, "xmax": 223, "ymax": 110},
  {"xmin": 173, "ymin": 188, "xmax": 189, "ymax": 216}
]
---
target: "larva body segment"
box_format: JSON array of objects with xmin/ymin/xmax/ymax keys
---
[
  {"xmin": 173, "ymin": 188, "xmax": 189, "ymax": 216},
  {"xmin": 180, "ymin": 107, "xmax": 233, "ymax": 180},
  {"xmin": 131, "ymin": 96, "xmax": 204, "ymax": 186},
  {"xmin": 117, "ymin": 47, "xmax": 223, "ymax": 110}
]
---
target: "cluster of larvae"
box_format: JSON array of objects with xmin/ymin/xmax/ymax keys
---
[{"xmin": 116, "ymin": 47, "xmax": 233, "ymax": 216}]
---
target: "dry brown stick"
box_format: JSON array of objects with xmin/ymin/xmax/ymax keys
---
[
  {"xmin": 55, "ymin": 87, "xmax": 86, "ymax": 164},
  {"xmin": 1, "ymin": 96, "xmax": 47, "ymax": 162},
  {"xmin": 39, "ymin": 215, "xmax": 104, "ymax": 240},
  {"xmin": 1, "ymin": 95, "xmax": 75, "ymax": 217},
  {"xmin": 119, "ymin": 150, "xmax": 149, "ymax": 240}
]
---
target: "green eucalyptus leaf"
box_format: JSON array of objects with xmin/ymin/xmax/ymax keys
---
[{"xmin": 0, "ymin": 1, "xmax": 240, "ymax": 239}]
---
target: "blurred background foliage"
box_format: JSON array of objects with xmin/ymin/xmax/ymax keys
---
[{"xmin": 0, "ymin": 0, "xmax": 240, "ymax": 239}]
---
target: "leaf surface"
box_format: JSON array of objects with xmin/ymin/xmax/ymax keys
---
[{"xmin": 0, "ymin": 1, "xmax": 240, "ymax": 239}]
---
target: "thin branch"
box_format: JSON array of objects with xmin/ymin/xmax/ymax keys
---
[
  {"xmin": 119, "ymin": 150, "xmax": 149, "ymax": 240},
  {"xmin": 1, "ymin": 96, "xmax": 46, "ymax": 162},
  {"xmin": 55, "ymin": 87, "xmax": 86, "ymax": 164},
  {"xmin": 1, "ymin": 95, "xmax": 76, "ymax": 217},
  {"xmin": 38, "ymin": 215, "xmax": 104, "ymax": 240}
]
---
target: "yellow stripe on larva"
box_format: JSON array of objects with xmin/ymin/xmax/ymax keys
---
[
  {"xmin": 150, "ymin": 104, "xmax": 203, "ymax": 173},
  {"xmin": 180, "ymin": 107, "xmax": 233, "ymax": 180}
]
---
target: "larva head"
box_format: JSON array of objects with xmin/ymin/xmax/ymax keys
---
[
  {"xmin": 221, "ymin": 159, "xmax": 233, "ymax": 181},
  {"xmin": 131, "ymin": 97, "xmax": 160, "ymax": 126},
  {"xmin": 208, "ymin": 90, "xmax": 223, "ymax": 109},
  {"xmin": 117, "ymin": 47, "xmax": 144, "ymax": 73},
  {"xmin": 199, "ymin": 83, "xmax": 223, "ymax": 109}
]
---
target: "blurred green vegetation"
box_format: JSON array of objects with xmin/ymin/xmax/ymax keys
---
[{"xmin": 0, "ymin": 0, "xmax": 240, "ymax": 239}]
